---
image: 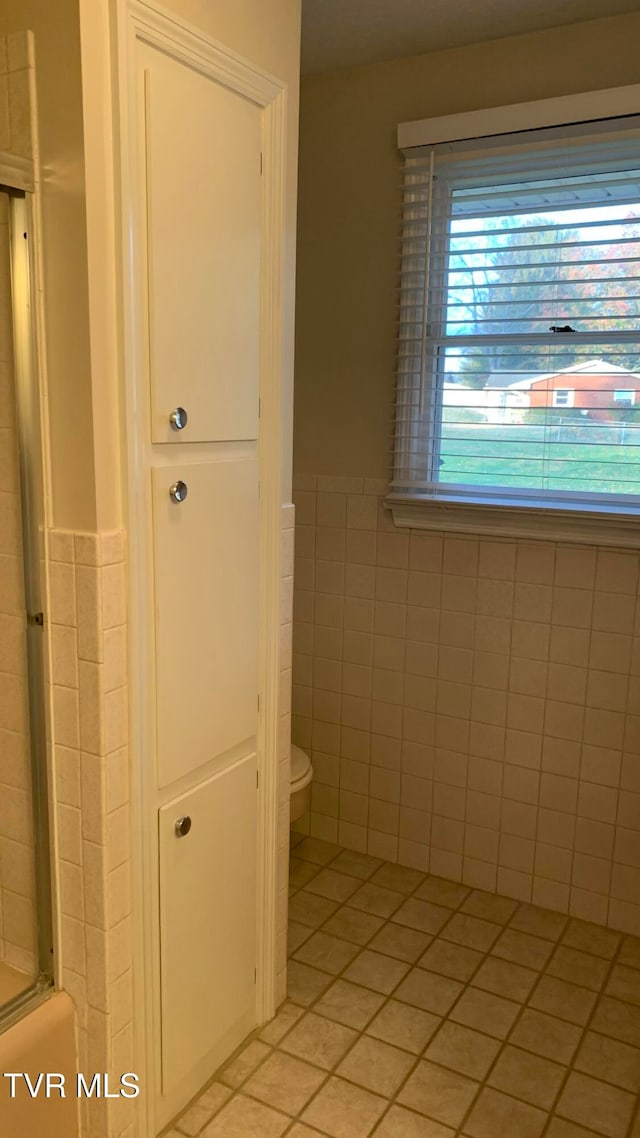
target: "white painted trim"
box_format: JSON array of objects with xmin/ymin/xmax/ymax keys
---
[
  {"xmin": 389, "ymin": 497, "xmax": 640, "ymax": 548},
  {"xmin": 113, "ymin": 8, "xmax": 157, "ymax": 1134},
  {"xmin": 255, "ymin": 85, "xmax": 287, "ymax": 1029},
  {"xmin": 128, "ymin": 0, "xmax": 283, "ymax": 103},
  {"xmin": 398, "ymin": 84, "xmax": 640, "ymax": 149},
  {"xmin": 114, "ymin": 1, "xmax": 286, "ymax": 1131}
]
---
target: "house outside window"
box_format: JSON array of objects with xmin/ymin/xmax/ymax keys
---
[{"xmin": 391, "ymin": 92, "xmax": 640, "ymax": 542}]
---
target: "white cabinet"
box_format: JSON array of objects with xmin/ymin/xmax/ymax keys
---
[
  {"xmin": 134, "ymin": 33, "xmax": 267, "ymax": 1118},
  {"xmin": 151, "ymin": 456, "xmax": 258, "ymax": 788},
  {"xmin": 159, "ymin": 753, "xmax": 257, "ymax": 1091},
  {"xmin": 142, "ymin": 46, "xmax": 261, "ymax": 444}
]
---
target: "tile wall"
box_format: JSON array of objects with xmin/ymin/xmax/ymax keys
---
[
  {"xmin": 0, "ymin": 31, "xmax": 34, "ymax": 160},
  {"xmin": 49, "ymin": 529, "xmax": 135, "ymax": 1138},
  {"xmin": 291, "ymin": 474, "xmax": 640, "ymax": 937}
]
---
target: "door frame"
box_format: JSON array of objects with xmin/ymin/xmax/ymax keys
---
[{"xmin": 114, "ymin": 1, "xmax": 286, "ymax": 1129}]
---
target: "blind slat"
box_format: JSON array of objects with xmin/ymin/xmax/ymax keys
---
[{"xmin": 394, "ymin": 117, "xmax": 640, "ymax": 501}]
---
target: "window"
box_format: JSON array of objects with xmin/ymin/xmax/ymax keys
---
[{"xmin": 392, "ymin": 101, "xmax": 640, "ymax": 541}]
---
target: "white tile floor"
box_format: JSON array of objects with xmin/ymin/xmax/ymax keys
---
[{"xmin": 168, "ymin": 837, "xmax": 640, "ymax": 1138}]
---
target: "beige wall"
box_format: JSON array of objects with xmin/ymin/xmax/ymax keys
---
[
  {"xmin": 78, "ymin": 0, "xmax": 121, "ymax": 535},
  {"xmin": 294, "ymin": 10, "xmax": 640, "ymax": 479}
]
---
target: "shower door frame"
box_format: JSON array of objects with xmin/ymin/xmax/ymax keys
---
[{"xmin": 0, "ymin": 167, "xmax": 55, "ymax": 1023}]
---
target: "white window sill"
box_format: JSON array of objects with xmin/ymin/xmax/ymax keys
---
[{"xmin": 387, "ymin": 494, "xmax": 640, "ymax": 548}]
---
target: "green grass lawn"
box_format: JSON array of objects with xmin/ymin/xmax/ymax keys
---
[{"xmin": 440, "ymin": 424, "xmax": 640, "ymax": 495}]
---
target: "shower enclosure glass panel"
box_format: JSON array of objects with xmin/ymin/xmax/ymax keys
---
[{"xmin": 0, "ymin": 186, "xmax": 53, "ymax": 1016}]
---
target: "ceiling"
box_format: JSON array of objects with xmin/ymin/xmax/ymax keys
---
[{"xmin": 301, "ymin": 0, "xmax": 640, "ymax": 74}]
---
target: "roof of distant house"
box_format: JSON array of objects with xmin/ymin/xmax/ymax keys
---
[
  {"xmin": 487, "ymin": 359, "xmax": 640, "ymax": 391},
  {"xmin": 484, "ymin": 370, "xmax": 540, "ymax": 389}
]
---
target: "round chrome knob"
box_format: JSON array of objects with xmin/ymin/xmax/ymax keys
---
[
  {"xmin": 169, "ymin": 480, "xmax": 188, "ymax": 503},
  {"xmin": 175, "ymin": 815, "xmax": 192, "ymax": 838},
  {"xmin": 170, "ymin": 406, "xmax": 188, "ymax": 430}
]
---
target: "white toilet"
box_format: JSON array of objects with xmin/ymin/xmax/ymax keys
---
[{"xmin": 290, "ymin": 745, "xmax": 313, "ymax": 823}]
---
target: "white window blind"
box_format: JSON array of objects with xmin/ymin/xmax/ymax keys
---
[{"xmin": 392, "ymin": 116, "xmax": 640, "ymax": 521}]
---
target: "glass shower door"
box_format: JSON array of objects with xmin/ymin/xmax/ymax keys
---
[{"xmin": 0, "ymin": 186, "xmax": 52, "ymax": 1012}]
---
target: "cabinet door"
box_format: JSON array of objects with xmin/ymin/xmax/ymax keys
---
[
  {"xmin": 152, "ymin": 456, "xmax": 258, "ymax": 787},
  {"xmin": 159, "ymin": 753, "xmax": 257, "ymax": 1093},
  {"xmin": 142, "ymin": 46, "xmax": 262, "ymax": 443}
]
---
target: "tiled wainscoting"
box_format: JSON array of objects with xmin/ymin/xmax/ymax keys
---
[
  {"xmin": 49, "ymin": 529, "xmax": 135, "ymax": 1138},
  {"xmin": 291, "ymin": 474, "xmax": 640, "ymax": 936},
  {"xmin": 167, "ymin": 837, "xmax": 640, "ymax": 1138},
  {"xmin": 0, "ymin": 30, "xmax": 35, "ymax": 161}
]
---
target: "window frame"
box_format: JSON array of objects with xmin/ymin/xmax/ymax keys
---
[
  {"xmin": 552, "ymin": 389, "xmax": 574, "ymax": 408},
  {"xmin": 390, "ymin": 85, "xmax": 640, "ymax": 548},
  {"xmin": 614, "ymin": 389, "xmax": 636, "ymax": 405}
]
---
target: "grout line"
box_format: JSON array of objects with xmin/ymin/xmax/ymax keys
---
[
  {"xmin": 536, "ymin": 933, "xmax": 626, "ymax": 1137},
  {"xmin": 300, "ymin": 850, "xmax": 634, "ymax": 1134},
  {"xmin": 285, "ymin": 853, "xmax": 491, "ymax": 1135},
  {"xmin": 451, "ymin": 952, "xmax": 567, "ymax": 1134},
  {"xmin": 628, "ymin": 1093, "xmax": 640, "ymax": 1138},
  {"xmin": 279, "ymin": 852, "xmax": 466, "ymax": 1132},
  {"xmin": 170, "ymin": 845, "xmax": 640, "ymax": 1138},
  {"xmin": 209, "ymin": 850, "xmax": 415, "ymax": 1133},
  {"xmin": 456, "ymin": 919, "xmax": 634, "ymax": 1135},
  {"xmin": 295, "ymin": 511, "xmax": 640, "ymax": 931}
]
